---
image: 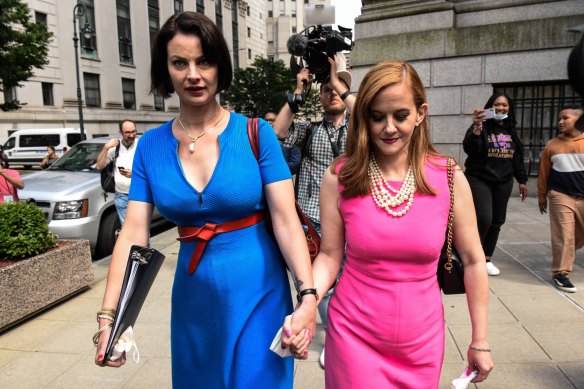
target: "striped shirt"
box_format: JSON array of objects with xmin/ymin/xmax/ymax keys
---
[{"xmin": 537, "ymin": 133, "xmax": 584, "ymax": 202}]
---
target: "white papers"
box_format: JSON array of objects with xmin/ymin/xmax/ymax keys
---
[
  {"xmin": 269, "ymin": 326, "xmax": 292, "ymax": 358},
  {"xmin": 451, "ymin": 369, "xmax": 478, "ymax": 389}
]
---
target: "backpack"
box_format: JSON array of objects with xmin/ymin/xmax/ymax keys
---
[{"xmin": 100, "ymin": 144, "xmax": 121, "ymax": 193}]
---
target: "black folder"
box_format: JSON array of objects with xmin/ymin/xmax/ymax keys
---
[{"xmin": 102, "ymin": 245, "xmax": 166, "ymax": 364}]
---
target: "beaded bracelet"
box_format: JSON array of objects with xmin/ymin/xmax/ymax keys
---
[{"xmin": 469, "ymin": 345, "xmax": 491, "ymax": 352}]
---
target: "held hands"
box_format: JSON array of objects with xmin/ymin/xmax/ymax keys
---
[{"xmin": 281, "ymin": 296, "xmax": 317, "ymax": 359}]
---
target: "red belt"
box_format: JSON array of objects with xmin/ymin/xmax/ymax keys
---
[{"xmin": 177, "ymin": 212, "xmax": 265, "ymax": 275}]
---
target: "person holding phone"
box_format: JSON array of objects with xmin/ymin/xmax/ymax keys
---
[
  {"xmin": 39, "ymin": 146, "xmax": 59, "ymax": 169},
  {"xmin": 463, "ymin": 93, "xmax": 528, "ymax": 276},
  {"xmin": 96, "ymin": 119, "xmax": 139, "ymax": 224}
]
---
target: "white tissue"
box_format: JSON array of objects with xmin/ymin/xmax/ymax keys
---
[
  {"xmin": 451, "ymin": 369, "xmax": 478, "ymax": 389},
  {"xmin": 269, "ymin": 326, "xmax": 292, "ymax": 358},
  {"xmin": 109, "ymin": 326, "xmax": 140, "ymax": 363}
]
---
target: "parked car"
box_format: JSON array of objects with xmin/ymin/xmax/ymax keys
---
[
  {"xmin": 2, "ymin": 128, "xmax": 82, "ymax": 168},
  {"xmin": 18, "ymin": 137, "xmax": 165, "ymax": 258}
]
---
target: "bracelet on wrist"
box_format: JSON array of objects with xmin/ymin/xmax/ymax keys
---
[
  {"xmin": 469, "ymin": 344, "xmax": 491, "ymax": 352},
  {"xmin": 296, "ymin": 288, "xmax": 319, "ymax": 303}
]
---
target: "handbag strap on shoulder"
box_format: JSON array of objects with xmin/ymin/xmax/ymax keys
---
[{"xmin": 445, "ymin": 158, "xmax": 455, "ymax": 270}]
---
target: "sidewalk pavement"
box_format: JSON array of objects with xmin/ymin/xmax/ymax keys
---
[{"xmin": 0, "ymin": 197, "xmax": 583, "ymax": 388}]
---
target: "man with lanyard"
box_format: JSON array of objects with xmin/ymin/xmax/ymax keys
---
[
  {"xmin": 96, "ymin": 119, "xmax": 138, "ymax": 225},
  {"xmin": 273, "ymin": 54, "xmax": 355, "ymax": 368}
]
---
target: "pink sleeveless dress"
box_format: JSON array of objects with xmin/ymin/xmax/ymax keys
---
[{"xmin": 325, "ymin": 158, "xmax": 451, "ymax": 389}]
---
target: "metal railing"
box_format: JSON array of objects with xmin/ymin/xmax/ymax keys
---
[{"xmin": 495, "ymin": 82, "xmax": 581, "ymax": 176}]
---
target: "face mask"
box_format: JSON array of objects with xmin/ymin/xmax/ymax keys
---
[{"xmin": 494, "ymin": 113, "xmax": 508, "ymax": 121}]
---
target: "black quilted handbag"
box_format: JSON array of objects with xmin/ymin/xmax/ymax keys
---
[{"xmin": 437, "ymin": 158, "xmax": 466, "ymax": 294}]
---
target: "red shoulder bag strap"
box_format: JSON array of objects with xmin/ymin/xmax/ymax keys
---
[{"xmin": 245, "ymin": 118, "xmax": 320, "ymax": 262}]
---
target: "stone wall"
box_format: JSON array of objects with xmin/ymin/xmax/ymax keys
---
[{"xmin": 350, "ymin": 0, "xmax": 584, "ymax": 160}]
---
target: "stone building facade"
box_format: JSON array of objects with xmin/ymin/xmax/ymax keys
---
[{"xmin": 351, "ymin": 0, "xmax": 584, "ymax": 176}]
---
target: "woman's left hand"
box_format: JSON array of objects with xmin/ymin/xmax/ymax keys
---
[
  {"xmin": 467, "ymin": 346, "xmax": 494, "ymax": 383},
  {"xmin": 519, "ymin": 183, "xmax": 527, "ymax": 201}
]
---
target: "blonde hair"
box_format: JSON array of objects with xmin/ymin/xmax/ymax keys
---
[{"xmin": 334, "ymin": 60, "xmax": 446, "ymax": 198}]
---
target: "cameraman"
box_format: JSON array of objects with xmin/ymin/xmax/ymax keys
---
[{"xmin": 273, "ymin": 54, "xmax": 355, "ymax": 368}]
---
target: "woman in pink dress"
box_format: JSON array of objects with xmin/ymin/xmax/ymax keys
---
[{"xmin": 307, "ymin": 60, "xmax": 493, "ymax": 387}]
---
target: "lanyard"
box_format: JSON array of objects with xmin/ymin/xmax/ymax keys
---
[{"xmin": 324, "ymin": 121, "xmax": 345, "ymax": 158}]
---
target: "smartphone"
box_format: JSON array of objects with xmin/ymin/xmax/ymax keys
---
[
  {"xmin": 482, "ymin": 108, "xmax": 496, "ymax": 120},
  {"xmin": 118, "ymin": 166, "xmax": 125, "ymax": 171}
]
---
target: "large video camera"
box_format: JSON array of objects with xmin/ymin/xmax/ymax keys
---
[{"xmin": 287, "ymin": 24, "xmax": 354, "ymax": 84}]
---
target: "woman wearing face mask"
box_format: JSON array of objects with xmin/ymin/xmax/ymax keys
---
[{"xmin": 463, "ymin": 93, "xmax": 528, "ymax": 276}]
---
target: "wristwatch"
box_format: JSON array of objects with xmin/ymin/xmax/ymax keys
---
[{"xmin": 286, "ymin": 91, "xmax": 304, "ymax": 114}]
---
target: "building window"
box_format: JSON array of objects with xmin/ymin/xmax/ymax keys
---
[
  {"xmin": 35, "ymin": 11, "xmax": 47, "ymax": 26},
  {"xmin": 196, "ymin": 0, "xmax": 204, "ymax": 13},
  {"xmin": 495, "ymin": 81, "xmax": 581, "ymax": 176},
  {"xmin": 247, "ymin": 27, "xmax": 251, "ymax": 38},
  {"xmin": 174, "ymin": 0, "xmax": 183, "ymax": 14},
  {"xmin": 3, "ymin": 87, "xmax": 17, "ymax": 105},
  {"xmin": 268, "ymin": 55, "xmax": 274, "ymax": 62},
  {"xmin": 79, "ymin": 0, "xmax": 98, "ymax": 59},
  {"xmin": 248, "ymin": 49, "xmax": 251, "ymax": 60},
  {"xmin": 122, "ymin": 78, "xmax": 136, "ymax": 109},
  {"xmin": 216, "ymin": 0, "xmax": 223, "ymax": 31},
  {"xmin": 83, "ymin": 72, "xmax": 101, "ymax": 107},
  {"xmin": 116, "ymin": 0, "xmax": 133, "ymax": 65},
  {"xmin": 247, "ymin": 6, "xmax": 250, "ymax": 16},
  {"xmin": 232, "ymin": 3, "xmax": 239, "ymax": 68},
  {"xmin": 268, "ymin": 10, "xmax": 273, "ymax": 17},
  {"xmin": 42, "ymin": 83, "xmax": 54, "ymax": 106},
  {"xmin": 292, "ymin": 26, "xmax": 297, "ymax": 33},
  {"xmin": 154, "ymin": 91, "xmax": 165, "ymax": 111},
  {"xmin": 148, "ymin": 0, "xmax": 159, "ymax": 47}
]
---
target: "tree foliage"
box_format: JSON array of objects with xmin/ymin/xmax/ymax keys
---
[
  {"xmin": 0, "ymin": 0, "xmax": 53, "ymax": 111},
  {"xmin": 221, "ymin": 57, "xmax": 295, "ymax": 118}
]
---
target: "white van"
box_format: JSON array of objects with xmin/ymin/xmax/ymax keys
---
[{"xmin": 1, "ymin": 128, "xmax": 82, "ymax": 168}]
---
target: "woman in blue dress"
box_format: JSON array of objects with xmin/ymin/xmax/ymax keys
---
[{"xmin": 94, "ymin": 12, "xmax": 316, "ymax": 388}]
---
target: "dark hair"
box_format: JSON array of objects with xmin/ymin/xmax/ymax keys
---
[
  {"xmin": 483, "ymin": 92, "xmax": 516, "ymax": 127},
  {"xmin": 119, "ymin": 119, "xmax": 136, "ymax": 131},
  {"xmin": 559, "ymin": 103, "xmax": 584, "ymax": 112},
  {"xmin": 150, "ymin": 12, "xmax": 232, "ymax": 98},
  {"xmin": 47, "ymin": 146, "xmax": 55, "ymax": 152}
]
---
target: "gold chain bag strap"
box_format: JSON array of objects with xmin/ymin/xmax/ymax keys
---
[{"xmin": 437, "ymin": 158, "xmax": 466, "ymax": 294}]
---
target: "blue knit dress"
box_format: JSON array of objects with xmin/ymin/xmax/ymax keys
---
[{"xmin": 129, "ymin": 112, "xmax": 294, "ymax": 388}]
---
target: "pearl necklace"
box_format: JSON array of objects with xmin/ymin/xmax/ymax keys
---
[
  {"xmin": 368, "ymin": 154, "xmax": 416, "ymax": 217},
  {"xmin": 177, "ymin": 108, "xmax": 223, "ymax": 153}
]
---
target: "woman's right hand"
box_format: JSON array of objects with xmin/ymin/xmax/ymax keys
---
[
  {"xmin": 94, "ymin": 324, "xmax": 126, "ymax": 367},
  {"xmin": 472, "ymin": 109, "xmax": 486, "ymax": 126}
]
